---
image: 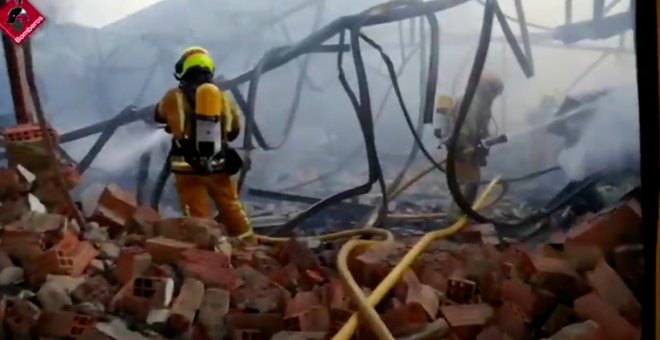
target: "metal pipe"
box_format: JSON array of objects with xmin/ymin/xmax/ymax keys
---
[{"xmin": 2, "ymin": 35, "xmax": 32, "ymax": 124}]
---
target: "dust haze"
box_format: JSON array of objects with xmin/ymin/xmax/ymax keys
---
[{"xmin": 5, "ymin": 0, "xmax": 639, "ymax": 210}]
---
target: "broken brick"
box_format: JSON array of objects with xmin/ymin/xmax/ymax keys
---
[
  {"xmin": 349, "ymin": 242, "xmax": 402, "ymax": 288},
  {"xmin": 276, "ymin": 238, "xmax": 321, "ymax": 272},
  {"xmin": 585, "ymin": 260, "xmax": 641, "ymax": 325},
  {"xmin": 69, "ymin": 241, "xmax": 99, "ymax": 277},
  {"xmin": 477, "ymin": 325, "xmax": 513, "ymax": 340},
  {"xmin": 180, "ymin": 262, "xmax": 239, "ymax": 290},
  {"xmin": 399, "ymin": 270, "xmax": 439, "ymax": 318},
  {"xmin": 285, "ymin": 291, "xmax": 322, "ymax": 320},
  {"xmin": 37, "ymin": 311, "xmax": 95, "ymax": 338},
  {"xmin": 179, "ymin": 247, "xmax": 230, "ymax": 269},
  {"xmin": 545, "ymin": 320, "xmax": 603, "ymax": 340},
  {"xmin": 90, "ymin": 185, "xmax": 138, "ymax": 238},
  {"xmin": 298, "ymin": 306, "xmax": 330, "ymax": 333},
  {"xmin": 324, "ymin": 278, "xmax": 351, "ymax": 310},
  {"xmin": 226, "ymin": 313, "xmax": 284, "ymax": 339},
  {"xmin": 155, "ymin": 217, "xmax": 218, "ymax": 248},
  {"xmin": 440, "ymin": 303, "xmax": 493, "ymax": 340},
  {"xmin": 566, "ymin": 200, "xmax": 641, "ymax": 253},
  {"xmin": 532, "ymin": 256, "xmax": 580, "ymax": 298},
  {"xmin": 71, "ymin": 275, "xmax": 115, "ymax": 307},
  {"xmin": 613, "ymin": 244, "xmax": 644, "ymax": 301},
  {"xmin": 145, "ymin": 236, "xmax": 195, "ymax": 265},
  {"xmin": 268, "ymin": 263, "xmax": 299, "ymax": 289},
  {"xmin": 232, "ymin": 285, "xmax": 289, "ymax": 314},
  {"xmin": 4, "ymin": 298, "xmax": 40, "ymax": 337},
  {"xmin": 126, "ymin": 205, "xmax": 161, "ymax": 237},
  {"xmin": 27, "ymin": 249, "xmax": 74, "ymax": 286},
  {"xmin": 496, "ymin": 302, "xmax": 530, "ymax": 340},
  {"xmin": 197, "ymin": 288, "xmax": 230, "ymax": 339},
  {"xmin": 1, "ymin": 227, "xmax": 46, "ymax": 263},
  {"xmin": 168, "ymin": 278, "xmax": 205, "ymax": 333},
  {"xmin": 115, "ymin": 246, "xmax": 152, "ymax": 285},
  {"xmin": 381, "ymin": 302, "xmax": 428, "ymax": 337},
  {"xmin": 0, "ymin": 249, "xmax": 14, "ymax": 270},
  {"xmin": 574, "ymin": 293, "xmax": 639, "ymax": 340},
  {"xmin": 132, "ymin": 276, "xmax": 175, "ymax": 308},
  {"xmin": 446, "ymin": 278, "xmax": 477, "ymax": 304},
  {"xmin": 542, "ymin": 304, "xmax": 573, "ymax": 336},
  {"xmin": 499, "ymin": 246, "xmax": 536, "ymax": 281}
]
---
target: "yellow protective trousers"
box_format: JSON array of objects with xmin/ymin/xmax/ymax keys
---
[
  {"xmin": 448, "ymin": 153, "xmax": 482, "ymax": 220},
  {"xmin": 173, "ymin": 172, "xmax": 251, "ymax": 237}
]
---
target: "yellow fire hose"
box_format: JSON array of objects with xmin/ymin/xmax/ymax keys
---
[
  {"xmin": 240, "ymin": 228, "xmax": 395, "ymax": 245},
  {"xmin": 233, "ymin": 157, "xmax": 501, "ymax": 340},
  {"xmin": 332, "ymin": 177, "xmax": 501, "ymax": 340}
]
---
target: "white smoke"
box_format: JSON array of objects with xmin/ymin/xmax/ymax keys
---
[
  {"xmin": 30, "ymin": 0, "xmax": 77, "ymax": 23},
  {"xmin": 557, "ymin": 84, "xmax": 640, "ymax": 180}
]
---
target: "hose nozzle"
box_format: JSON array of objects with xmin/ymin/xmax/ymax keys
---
[{"xmin": 483, "ymin": 134, "xmax": 508, "ymax": 147}]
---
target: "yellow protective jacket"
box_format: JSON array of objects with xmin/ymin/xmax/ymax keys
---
[
  {"xmin": 450, "ymin": 93, "xmax": 493, "ymax": 151},
  {"xmin": 154, "ymin": 86, "xmax": 241, "ymax": 173}
]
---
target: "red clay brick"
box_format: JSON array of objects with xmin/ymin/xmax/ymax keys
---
[
  {"xmin": 115, "ymin": 246, "xmax": 152, "ymax": 285},
  {"xmin": 500, "ymin": 246, "xmax": 536, "ymax": 281},
  {"xmin": 69, "ymin": 241, "xmax": 99, "ymax": 277},
  {"xmin": 145, "ymin": 236, "xmax": 195, "ymax": 265},
  {"xmin": 286, "ymin": 291, "xmax": 322, "ymax": 319},
  {"xmin": 51, "ymin": 231, "xmax": 79, "ymax": 254},
  {"xmin": 4, "ymin": 298, "xmax": 40, "ymax": 336},
  {"xmin": 533, "ymin": 257, "xmax": 579, "ymax": 298},
  {"xmin": 585, "ymin": 260, "xmax": 641, "ymax": 325},
  {"xmin": 126, "ymin": 205, "xmax": 161, "ymax": 236},
  {"xmin": 496, "ymin": 302, "xmax": 530, "ymax": 340},
  {"xmin": 37, "ymin": 311, "xmax": 95, "ymax": 338},
  {"xmin": 566, "ymin": 200, "xmax": 641, "ymax": 253},
  {"xmin": 382, "ymin": 303, "xmax": 428, "ymax": 337},
  {"xmin": 298, "ymin": 306, "xmax": 330, "ymax": 333},
  {"xmin": 27, "ymin": 249, "xmax": 74, "ymax": 286},
  {"xmin": 446, "ymin": 278, "xmax": 477, "ymax": 304},
  {"xmin": 440, "ymin": 304, "xmax": 493, "ymax": 339},
  {"xmin": 226, "ymin": 313, "xmax": 284, "ymax": 339},
  {"xmin": 542, "ymin": 305, "xmax": 573, "ymax": 336},
  {"xmin": 477, "ymin": 325, "xmax": 513, "ymax": 340},
  {"xmin": 276, "ymin": 238, "xmax": 321, "ymax": 272},
  {"xmin": 268, "ymin": 264, "xmax": 299, "ymax": 289},
  {"xmin": 169, "ymin": 278, "xmax": 205, "ymax": 333},
  {"xmin": 181, "ymin": 262, "xmax": 239, "ymax": 290},
  {"xmin": 573, "ymin": 293, "xmax": 639, "ymax": 340},
  {"xmin": 180, "ymin": 247, "xmax": 230, "ymax": 269}
]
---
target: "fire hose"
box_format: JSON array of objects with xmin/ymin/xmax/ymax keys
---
[
  {"xmin": 445, "ymin": 0, "xmax": 602, "ymax": 229},
  {"xmin": 330, "ymin": 0, "xmax": 602, "ymax": 338}
]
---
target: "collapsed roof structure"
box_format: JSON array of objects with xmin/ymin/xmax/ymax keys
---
[{"xmin": 0, "ymin": 0, "xmax": 644, "ymax": 338}]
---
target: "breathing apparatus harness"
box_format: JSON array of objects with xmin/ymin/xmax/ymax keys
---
[
  {"xmin": 434, "ymin": 93, "xmax": 508, "ymax": 166},
  {"xmin": 169, "ymin": 70, "xmax": 243, "ymax": 175}
]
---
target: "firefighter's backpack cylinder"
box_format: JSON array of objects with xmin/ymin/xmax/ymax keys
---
[
  {"xmin": 194, "ymin": 83, "xmax": 223, "ymax": 158},
  {"xmin": 434, "ymin": 94, "xmax": 454, "ymax": 139}
]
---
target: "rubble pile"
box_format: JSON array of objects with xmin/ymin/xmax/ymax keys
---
[{"xmin": 0, "ymin": 163, "xmax": 644, "ymax": 339}]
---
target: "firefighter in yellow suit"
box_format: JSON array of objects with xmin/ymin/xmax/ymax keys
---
[
  {"xmin": 437, "ymin": 73, "xmax": 504, "ymax": 220},
  {"xmin": 154, "ymin": 46, "xmax": 252, "ymax": 237}
]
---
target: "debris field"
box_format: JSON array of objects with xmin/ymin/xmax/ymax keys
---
[
  {"xmin": 0, "ymin": 122, "xmax": 645, "ymax": 340},
  {"xmin": 0, "ymin": 162, "xmax": 645, "ymax": 340}
]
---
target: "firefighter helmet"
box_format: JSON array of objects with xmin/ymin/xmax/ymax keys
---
[
  {"xmin": 174, "ymin": 46, "xmax": 215, "ymax": 80},
  {"xmin": 479, "ymin": 72, "xmax": 504, "ymax": 97}
]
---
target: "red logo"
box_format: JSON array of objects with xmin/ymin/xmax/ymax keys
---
[{"xmin": 0, "ymin": 0, "xmax": 45, "ymax": 45}]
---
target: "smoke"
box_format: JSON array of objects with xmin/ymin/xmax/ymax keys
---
[
  {"xmin": 66, "ymin": 126, "xmax": 169, "ymax": 174},
  {"xmin": 557, "ymin": 85, "xmax": 640, "ymax": 181},
  {"xmin": 30, "ymin": 0, "xmax": 77, "ymax": 23}
]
